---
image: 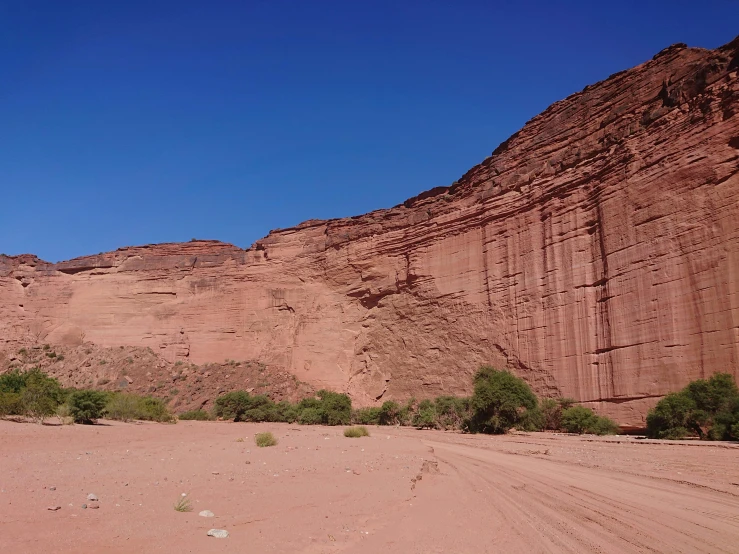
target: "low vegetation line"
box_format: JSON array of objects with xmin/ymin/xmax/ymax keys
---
[{"xmin": 4, "ymin": 362, "xmax": 736, "ymax": 441}]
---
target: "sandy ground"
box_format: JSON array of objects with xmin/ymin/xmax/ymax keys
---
[{"xmin": 1, "ymin": 420, "xmax": 738, "ymax": 553}]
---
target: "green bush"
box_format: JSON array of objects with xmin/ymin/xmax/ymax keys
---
[
  {"xmin": 105, "ymin": 393, "xmax": 139, "ymax": 422},
  {"xmin": 298, "ymin": 406, "xmax": 322, "ymax": 425},
  {"xmin": 255, "ymin": 432, "xmax": 277, "ymax": 447},
  {"xmin": 213, "ymin": 391, "xmax": 253, "ymax": 421},
  {"xmin": 560, "ymin": 406, "xmax": 596, "ymax": 434},
  {"xmin": 466, "ymin": 366, "xmax": 540, "ymax": 434},
  {"xmin": 316, "ymin": 389, "xmax": 351, "ymax": 425},
  {"xmin": 398, "ymin": 398, "xmax": 417, "ymax": 426},
  {"xmin": 178, "ymin": 409, "xmax": 212, "ymax": 421},
  {"xmin": 104, "ymin": 393, "xmax": 173, "ymax": 423},
  {"xmin": 21, "ymin": 371, "xmax": 63, "ymax": 423},
  {"xmin": 588, "ymin": 415, "xmax": 620, "ymax": 435},
  {"xmin": 344, "ymin": 426, "xmax": 370, "ymax": 437},
  {"xmin": 353, "ymin": 407, "xmax": 381, "ymax": 425},
  {"xmin": 0, "ymin": 392, "xmax": 23, "ymax": 417},
  {"xmin": 271, "ymin": 400, "xmax": 299, "ymax": 423},
  {"xmin": 433, "ymin": 396, "xmax": 470, "ymax": 430},
  {"xmin": 412, "ymin": 399, "xmax": 436, "ymax": 429},
  {"xmin": 378, "ymin": 400, "xmax": 401, "ymax": 425},
  {"xmin": 67, "ymin": 390, "xmax": 108, "ymax": 424},
  {"xmin": 646, "ymin": 373, "xmax": 739, "ymax": 440},
  {"xmin": 541, "ymin": 397, "xmax": 576, "ymax": 430},
  {"xmin": 0, "ymin": 369, "xmax": 31, "ymax": 394},
  {"xmin": 560, "ymin": 405, "xmax": 618, "ymax": 435}
]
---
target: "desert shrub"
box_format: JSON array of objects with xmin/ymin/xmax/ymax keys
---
[
  {"xmin": 588, "ymin": 415, "xmax": 620, "ymax": 435},
  {"xmin": 378, "ymin": 400, "xmax": 401, "ymax": 425},
  {"xmin": 353, "ymin": 407, "xmax": 381, "ymax": 425},
  {"xmin": 559, "ymin": 406, "xmax": 618, "ymax": 435},
  {"xmin": 105, "ymin": 393, "xmax": 139, "ymax": 422},
  {"xmin": 646, "ymin": 373, "xmax": 739, "ymax": 440},
  {"xmin": 466, "ymin": 366, "xmax": 539, "ymax": 434},
  {"xmin": 178, "ymin": 409, "xmax": 212, "ymax": 421},
  {"xmin": 434, "ymin": 396, "xmax": 471, "ymax": 430},
  {"xmin": 56, "ymin": 403, "xmax": 74, "ymax": 425},
  {"xmin": 398, "ymin": 398, "xmax": 417, "ymax": 426},
  {"xmin": 0, "ymin": 369, "xmax": 31, "ymax": 394},
  {"xmin": 214, "ymin": 391, "xmax": 290, "ymax": 423},
  {"xmin": 560, "ymin": 406, "xmax": 597, "ymax": 433},
  {"xmin": 298, "ymin": 406, "xmax": 322, "ymax": 425},
  {"xmin": 136, "ymin": 396, "xmax": 174, "ymax": 422},
  {"xmin": 0, "ymin": 392, "xmax": 23, "ymax": 417},
  {"xmin": 104, "ymin": 393, "xmax": 173, "ymax": 423},
  {"xmin": 67, "ymin": 390, "xmax": 108, "ymax": 424},
  {"xmin": 240, "ymin": 394, "xmax": 276, "ymax": 422},
  {"xmin": 517, "ymin": 405, "xmax": 544, "ymax": 432},
  {"xmin": 541, "ymin": 397, "xmax": 576, "ymax": 430},
  {"xmin": 213, "ymin": 391, "xmax": 252, "ymax": 421},
  {"xmin": 271, "ymin": 400, "xmax": 299, "ymax": 423},
  {"xmin": 344, "ymin": 426, "xmax": 370, "ymax": 438},
  {"xmin": 255, "ymin": 432, "xmax": 277, "ymax": 447},
  {"xmin": 316, "ymin": 389, "xmax": 352, "ymax": 425},
  {"xmin": 21, "ymin": 371, "xmax": 63, "ymax": 423},
  {"xmin": 412, "ymin": 399, "xmax": 436, "ymax": 429},
  {"xmin": 174, "ymin": 495, "xmax": 192, "ymax": 512}
]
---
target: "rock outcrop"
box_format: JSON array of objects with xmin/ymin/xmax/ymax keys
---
[{"xmin": 2, "ymin": 38, "xmax": 738, "ymax": 427}]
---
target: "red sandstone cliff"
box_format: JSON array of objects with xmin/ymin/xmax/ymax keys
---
[{"xmin": 2, "ymin": 38, "xmax": 738, "ymax": 427}]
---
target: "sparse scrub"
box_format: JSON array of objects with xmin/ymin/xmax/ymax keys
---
[
  {"xmin": 103, "ymin": 393, "xmax": 174, "ymax": 423},
  {"xmin": 344, "ymin": 426, "xmax": 370, "ymax": 437},
  {"xmin": 56, "ymin": 403, "xmax": 74, "ymax": 425},
  {"xmin": 174, "ymin": 496, "xmax": 193, "ymax": 512},
  {"xmin": 178, "ymin": 409, "xmax": 212, "ymax": 421},
  {"xmin": 255, "ymin": 432, "xmax": 277, "ymax": 447}
]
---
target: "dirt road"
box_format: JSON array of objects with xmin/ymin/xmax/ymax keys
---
[{"xmin": 1, "ymin": 421, "xmax": 737, "ymax": 553}]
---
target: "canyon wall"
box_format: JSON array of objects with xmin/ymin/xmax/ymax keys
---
[{"xmin": 2, "ymin": 38, "xmax": 738, "ymax": 426}]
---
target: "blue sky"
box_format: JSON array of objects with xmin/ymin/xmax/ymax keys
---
[{"xmin": 1, "ymin": 1, "xmax": 737, "ymax": 262}]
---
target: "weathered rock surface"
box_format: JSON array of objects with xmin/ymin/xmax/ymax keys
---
[{"xmin": 2, "ymin": 38, "xmax": 739, "ymax": 427}]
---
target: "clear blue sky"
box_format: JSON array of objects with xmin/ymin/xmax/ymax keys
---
[{"xmin": 1, "ymin": 1, "xmax": 737, "ymax": 262}]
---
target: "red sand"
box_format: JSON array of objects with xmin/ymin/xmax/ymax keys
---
[{"xmin": 1, "ymin": 420, "xmax": 738, "ymax": 553}]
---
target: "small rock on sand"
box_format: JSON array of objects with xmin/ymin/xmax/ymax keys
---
[
  {"xmin": 199, "ymin": 510, "xmax": 215, "ymax": 517},
  {"xmin": 207, "ymin": 529, "xmax": 229, "ymax": 538},
  {"xmin": 87, "ymin": 493, "xmax": 98, "ymax": 501},
  {"xmin": 47, "ymin": 506, "xmax": 61, "ymax": 511}
]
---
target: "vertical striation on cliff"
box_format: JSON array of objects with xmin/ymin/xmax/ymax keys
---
[{"xmin": 2, "ymin": 37, "xmax": 738, "ymax": 426}]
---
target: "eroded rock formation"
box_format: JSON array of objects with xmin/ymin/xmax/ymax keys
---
[{"xmin": 2, "ymin": 38, "xmax": 738, "ymax": 426}]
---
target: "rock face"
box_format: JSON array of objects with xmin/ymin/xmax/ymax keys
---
[{"xmin": 2, "ymin": 38, "xmax": 738, "ymax": 427}]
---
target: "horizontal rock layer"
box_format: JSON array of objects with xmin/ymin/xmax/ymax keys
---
[{"xmin": 2, "ymin": 38, "xmax": 739, "ymax": 427}]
